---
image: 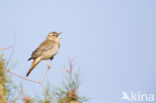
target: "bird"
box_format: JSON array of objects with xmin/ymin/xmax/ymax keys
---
[{"xmin": 26, "ymin": 32, "xmax": 61, "ymax": 77}]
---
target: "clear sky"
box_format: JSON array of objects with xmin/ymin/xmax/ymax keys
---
[{"xmin": 0, "ymin": 0, "xmax": 156, "ymax": 103}]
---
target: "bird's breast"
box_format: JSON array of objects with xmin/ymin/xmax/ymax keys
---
[{"xmin": 41, "ymin": 44, "xmax": 59, "ymax": 60}]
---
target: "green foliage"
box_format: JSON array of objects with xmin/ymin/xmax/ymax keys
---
[
  {"xmin": 0, "ymin": 53, "xmax": 20, "ymax": 103},
  {"xmin": 52, "ymin": 61, "xmax": 89, "ymax": 103},
  {"xmin": 0, "ymin": 53, "xmax": 8, "ymax": 103},
  {"xmin": 0, "ymin": 53, "xmax": 89, "ymax": 103}
]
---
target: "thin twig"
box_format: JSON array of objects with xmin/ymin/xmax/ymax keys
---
[
  {"xmin": 12, "ymin": 83, "xmax": 24, "ymax": 103},
  {"xmin": 0, "ymin": 45, "xmax": 13, "ymax": 50},
  {"xmin": 40, "ymin": 82, "xmax": 54, "ymax": 102},
  {"xmin": 8, "ymin": 70, "xmax": 39, "ymax": 83},
  {"xmin": 6, "ymin": 62, "xmax": 54, "ymax": 103},
  {"xmin": 40, "ymin": 60, "xmax": 51, "ymax": 82},
  {"xmin": 40, "ymin": 66, "xmax": 50, "ymax": 82}
]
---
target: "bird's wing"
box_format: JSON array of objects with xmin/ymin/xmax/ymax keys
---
[{"xmin": 31, "ymin": 40, "xmax": 55, "ymax": 59}]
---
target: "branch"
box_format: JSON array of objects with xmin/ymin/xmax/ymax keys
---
[
  {"xmin": 40, "ymin": 82, "xmax": 54, "ymax": 102},
  {"xmin": 40, "ymin": 62, "xmax": 50, "ymax": 82},
  {"xmin": 0, "ymin": 46, "xmax": 13, "ymax": 50},
  {"xmin": 6, "ymin": 62, "xmax": 54, "ymax": 103},
  {"xmin": 8, "ymin": 71, "xmax": 39, "ymax": 83}
]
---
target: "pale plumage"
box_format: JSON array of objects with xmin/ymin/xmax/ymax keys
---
[{"xmin": 26, "ymin": 32, "xmax": 61, "ymax": 77}]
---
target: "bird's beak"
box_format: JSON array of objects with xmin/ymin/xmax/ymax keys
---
[
  {"xmin": 57, "ymin": 32, "xmax": 61, "ymax": 37},
  {"xmin": 58, "ymin": 32, "xmax": 62, "ymax": 36},
  {"xmin": 56, "ymin": 32, "xmax": 61, "ymax": 37}
]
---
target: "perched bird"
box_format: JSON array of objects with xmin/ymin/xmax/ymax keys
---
[{"xmin": 26, "ymin": 32, "xmax": 61, "ymax": 77}]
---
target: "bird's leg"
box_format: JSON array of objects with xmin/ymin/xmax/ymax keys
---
[
  {"xmin": 49, "ymin": 57, "xmax": 54, "ymax": 69},
  {"xmin": 50, "ymin": 57, "xmax": 54, "ymax": 61},
  {"xmin": 43, "ymin": 57, "xmax": 53, "ymax": 70},
  {"xmin": 49, "ymin": 60, "xmax": 52, "ymax": 69}
]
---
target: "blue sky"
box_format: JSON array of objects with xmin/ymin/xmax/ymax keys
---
[{"xmin": 0, "ymin": 0, "xmax": 156, "ymax": 103}]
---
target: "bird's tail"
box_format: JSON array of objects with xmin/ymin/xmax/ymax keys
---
[{"xmin": 26, "ymin": 58, "xmax": 40, "ymax": 77}]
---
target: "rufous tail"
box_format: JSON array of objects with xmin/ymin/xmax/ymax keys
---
[{"xmin": 26, "ymin": 58, "xmax": 40, "ymax": 77}]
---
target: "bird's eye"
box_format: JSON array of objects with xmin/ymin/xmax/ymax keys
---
[{"xmin": 52, "ymin": 34, "xmax": 56, "ymax": 36}]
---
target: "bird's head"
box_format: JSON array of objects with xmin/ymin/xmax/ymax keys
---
[{"xmin": 47, "ymin": 32, "xmax": 61, "ymax": 41}]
